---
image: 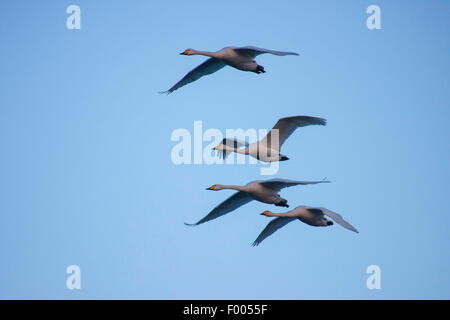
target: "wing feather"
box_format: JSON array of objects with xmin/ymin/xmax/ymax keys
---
[
  {"xmin": 259, "ymin": 116, "xmax": 326, "ymax": 151},
  {"xmin": 185, "ymin": 192, "xmax": 252, "ymax": 226},
  {"xmin": 309, "ymin": 207, "xmax": 359, "ymax": 233},
  {"xmin": 259, "ymin": 178, "xmax": 330, "ymax": 191},
  {"xmin": 162, "ymin": 58, "xmax": 226, "ymax": 93},
  {"xmin": 234, "ymin": 46, "xmax": 299, "ymax": 58},
  {"xmin": 252, "ymin": 217, "xmax": 297, "ymax": 246}
]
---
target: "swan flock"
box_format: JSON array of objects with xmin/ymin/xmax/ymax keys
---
[{"xmin": 163, "ymin": 45, "xmax": 358, "ymax": 245}]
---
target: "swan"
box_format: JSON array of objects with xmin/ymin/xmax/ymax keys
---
[
  {"xmin": 214, "ymin": 116, "xmax": 326, "ymax": 162},
  {"xmin": 185, "ymin": 178, "xmax": 329, "ymax": 226},
  {"xmin": 162, "ymin": 46, "xmax": 299, "ymax": 93},
  {"xmin": 252, "ymin": 206, "xmax": 359, "ymax": 246}
]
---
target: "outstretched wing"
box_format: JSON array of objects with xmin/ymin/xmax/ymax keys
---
[
  {"xmin": 308, "ymin": 208, "xmax": 359, "ymax": 233},
  {"xmin": 216, "ymin": 138, "xmax": 249, "ymax": 160},
  {"xmin": 259, "ymin": 116, "xmax": 326, "ymax": 151},
  {"xmin": 161, "ymin": 58, "xmax": 226, "ymax": 94},
  {"xmin": 252, "ymin": 217, "xmax": 297, "ymax": 246},
  {"xmin": 185, "ymin": 191, "xmax": 252, "ymax": 226},
  {"xmin": 234, "ymin": 46, "xmax": 299, "ymax": 58},
  {"xmin": 259, "ymin": 178, "xmax": 330, "ymax": 191}
]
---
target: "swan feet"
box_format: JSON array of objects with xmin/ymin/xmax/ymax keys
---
[
  {"xmin": 255, "ymin": 65, "xmax": 266, "ymax": 74},
  {"xmin": 275, "ymin": 199, "xmax": 289, "ymax": 207}
]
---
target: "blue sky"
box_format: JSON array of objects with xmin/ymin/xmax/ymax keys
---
[{"xmin": 0, "ymin": 0, "xmax": 449, "ymax": 299}]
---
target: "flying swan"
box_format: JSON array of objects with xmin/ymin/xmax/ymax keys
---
[
  {"xmin": 214, "ymin": 116, "xmax": 326, "ymax": 162},
  {"xmin": 162, "ymin": 46, "xmax": 299, "ymax": 93},
  {"xmin": 252, "ymin": 206, "xmax": 359, "ymax": 246},
  {"xmin": 185, "ymin": 178, "xmax": 329, "ymax": 226}
]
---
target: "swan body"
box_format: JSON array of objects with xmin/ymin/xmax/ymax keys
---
[
  {"xmin": 185, "ymin": 179, "xmax": 329, "ymax": 226},
  {"xmin": 214, "ymin": 116, "xmax": 326, "ymax": 162},
  {"xmin": 162, "ymin": 46, "xmax": 299, "ymax": 93},
  {"xmin": 252, "ymin": 206, "xmax": 359, "ymax": 246}
]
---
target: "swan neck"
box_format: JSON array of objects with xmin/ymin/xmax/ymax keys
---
[
  {"xmin": 269, "ymin": 212, "xmax": 294, "ymax": 218},
  {"xmin": 222, "ymin": 145, "xmax": 249, "ymax": 154},
  {"xmin": 218, "ymin": 185, "xmax": 246, "ymax": 192},
  {"xmin": 235, "ymin": 148, "xmax": 249, "ymax": 155},
  {"xmin": 193, "ymin": 50, "xmax": 220, "ymax": 58}
]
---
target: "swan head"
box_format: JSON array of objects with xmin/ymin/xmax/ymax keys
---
[
  {"xmin": 206, "ymin": 184, "xmax": 219, "ymax": 191},
  {"xmin": 260, "ymin": 210, "xmax": 272, "ymax": 217},
  {"xmin": 212, "ymin": 144, "xmax": 224, "ymax": 151},
  {"xmin": 180, "ymin": 49, "xmax": 195, "ymax": 56}
]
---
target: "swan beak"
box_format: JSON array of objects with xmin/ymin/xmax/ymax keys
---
[
  {"xmin": 260, "ymin": 211, "xmax": 270, "ymax": 216},
  {"xmin": 206, "ymin": 185, "xmax": 215, "ymax": 190},
  {"xmin": 179, "ymin": 52, "xmax": 185, "ymax": 55},
  {"xmin": 280, "ymin": 155, "xmax": 289, "ymax": 161}
]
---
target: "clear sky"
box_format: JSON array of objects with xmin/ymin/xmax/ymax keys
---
[{"xmin": 0, "ymin": 0, "xmax": 449, "ymax": 299}]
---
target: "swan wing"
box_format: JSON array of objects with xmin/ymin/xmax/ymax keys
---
[
  {"xmin": 185, "ymin": 191, "xmax": 252, "ymax": 226},
  {"xmin": 162, "ymin": 58, "xmax": 226, "ymax": 94},
  {"xmin": 259, "ymin": 116, "xmax": 326, "ymax": 151},
  {"xmin": 310, "ymin": 208, "xmax": 359, "ymax": 233},
  {"xmin": 234, "ymin": 46, "xmax": 299, "ymax": 58},
  {"xmin": 259, "ymin": 178, "xmax": 330, "ymax": 191},
  {"xmin": 252, "ymin": 217, "xmax": 297, "ymax": 246}
]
